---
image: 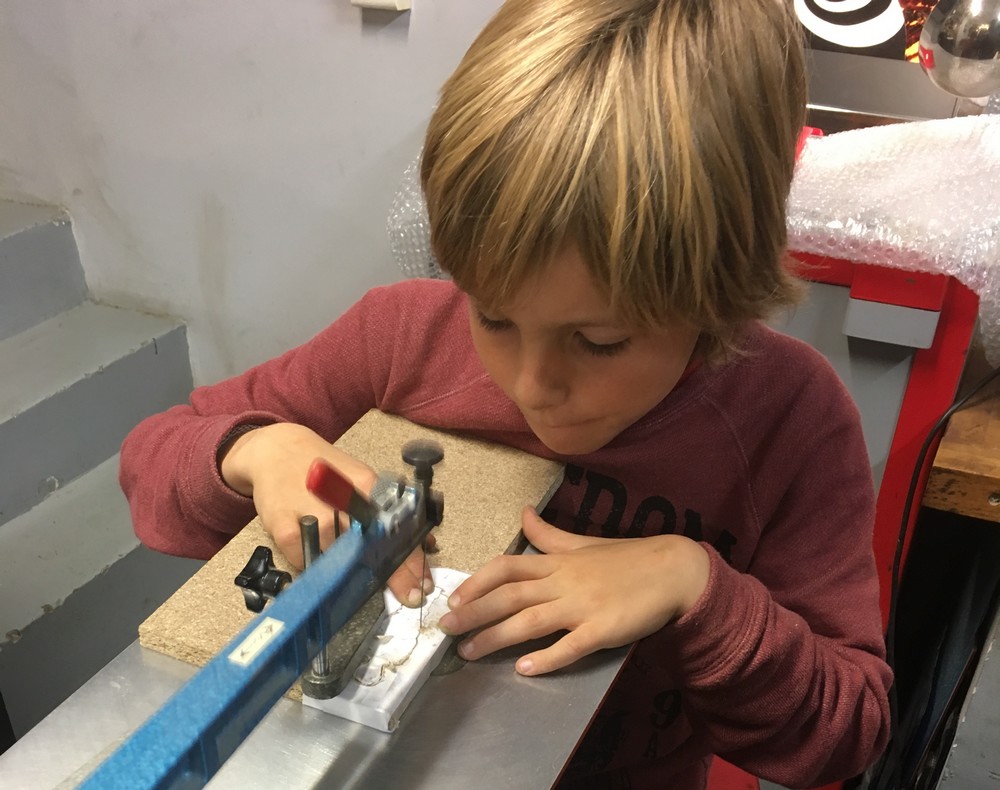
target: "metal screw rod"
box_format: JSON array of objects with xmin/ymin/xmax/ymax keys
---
[{"xmin": 299, "ymin": 515, "xmax": 330, "ymax": 677}]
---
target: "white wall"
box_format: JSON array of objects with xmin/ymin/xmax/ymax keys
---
[{"xmin": 0, "ymin": 0, "xmax": 501, "ymax": 383}]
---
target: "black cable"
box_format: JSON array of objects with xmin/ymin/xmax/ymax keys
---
[{"xmin": 871, "ymin": 363, "xmax": 1000, "ymax": 789}]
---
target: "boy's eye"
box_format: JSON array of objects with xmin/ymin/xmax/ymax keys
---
[
  {"xmin": 474, "ymin": 307, "xmax": 630, "ymax": 357},
  {"xmin": 577, "ymin": 334, "xmax": 631, "ymax": 358},
  {"xmin": 475, "ymin": 311, "xmax": 513, "ymax": 332}
]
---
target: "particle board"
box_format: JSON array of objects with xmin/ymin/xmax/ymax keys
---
[{"xmin": 137, "ymin": 409, "xmax": 564, "ymax": 699}]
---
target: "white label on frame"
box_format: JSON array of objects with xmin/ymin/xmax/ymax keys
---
[{"xmin": 228, "ymin": 616, "xmax": 285, "ymax": 668}]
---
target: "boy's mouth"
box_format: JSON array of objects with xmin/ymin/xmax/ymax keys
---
[
  {"xmin": 540, "ymin": 419, "xmax": 591, "ymax": 431},
  {"xmin": 531, "ymin": 415, "xmax": 609, "ymax": 439}
]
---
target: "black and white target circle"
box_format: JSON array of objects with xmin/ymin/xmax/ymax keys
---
[{"xmin": 795, "ymin": 0, "xmax": 904, "ymax": 48}]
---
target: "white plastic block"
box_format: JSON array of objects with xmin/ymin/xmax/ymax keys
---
[{"xmin": 302, "ymin": 567, "xmax": 469, "ymax": 732}]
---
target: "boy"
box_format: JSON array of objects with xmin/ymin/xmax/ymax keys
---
[{"xmin": 120, "ymin": 0, "xmax": 892, "ymax": 787}]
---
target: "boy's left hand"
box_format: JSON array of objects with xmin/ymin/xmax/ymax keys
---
[{"xmin": 438, "ymin": 507, "xmax": 710, "ymax": 676}]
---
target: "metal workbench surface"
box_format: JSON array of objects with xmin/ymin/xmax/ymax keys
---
[{"xmin": 0, "ymin": 637, "xmax": 627, "ymax": 789}]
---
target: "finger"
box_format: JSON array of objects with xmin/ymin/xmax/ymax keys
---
[
  {"xmin": 424, "ymin": 532, "xmax": 440, "ymax": 553},
  {"xmin": 455, "ymin": 599, "xmax": 565, "ymax": 661},
  {"xmin": 320, "ymin": 510, "xmax": 352, "ymax": 546},
  {"xmin": 521, "ymin": 507, "xmax": 606, "ymax": 553},
  {"xmin": 386, "ymin": 559, "xmax": 426, "ymax": 608},
  {"xmin": 270, "ymin": 510, "xmax": 346, "ymax": 570},
  {"xmin": 442, "ymin": 575, "xmax": 552, "ymax": 635},
  {"xmin": 514, "ymin": 625, "xmax": 603, "ymax": 676},
  {"xmin": 447, "ymin": 552, "xmax": 550, "ymax": 610},
  {"xmin": 266, "ymin": 517, "xmax": 306, "ymax": 570},
  {"xmin": 400, "ymin": 544, "xmax": 434, "ymax": 601},
  {"xmin": 402, "ymin": 544, "xmax": 432, "ymax": 586}
]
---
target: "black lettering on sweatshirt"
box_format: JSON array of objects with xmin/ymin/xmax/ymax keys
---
[
  {"xmin": 626, "ymin": 496, "xmax": 676, "ymax": 538},
  {"xmin": 564, "ymin": 464, "xmax": 737, "ymax": 563},
  {"xmin": 650, "ymin": 689, "xmax": 682, "ymax": 730},
  {"xmin": 566, "ymin": 466, "xmax": 627, "ymax": 537}
]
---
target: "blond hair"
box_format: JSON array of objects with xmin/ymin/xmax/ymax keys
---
[{"xmin": 421, "ymin": 0, "xmax": 807, "ymax": 355}]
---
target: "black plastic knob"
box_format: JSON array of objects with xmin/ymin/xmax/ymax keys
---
[
  {"xmin": 401, "ymin": 440, "xmax": 444, "ymax": 486},
  {"xmin": 234, "ymin": 546, "xmax": 292, "ymax": 613}
]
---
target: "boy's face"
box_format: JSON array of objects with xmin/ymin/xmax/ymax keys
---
[{"xmin": 467, "ymin": 247, "xmax": 700, "ymax": 456}]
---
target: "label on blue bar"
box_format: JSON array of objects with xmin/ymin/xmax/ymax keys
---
[{"xmin": 228, "ymin": 616, "xmax": 285, "ymax": 667}]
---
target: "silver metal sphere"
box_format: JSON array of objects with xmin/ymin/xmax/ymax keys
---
[{"xmin": 919, "ymin": 0, "xmax": 1000, "ymax": 98}]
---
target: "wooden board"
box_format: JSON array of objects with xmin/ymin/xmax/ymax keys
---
[
  {"xmin": 138, "ymin": 410, "xmax": 564, "ymax": 699},
  {"xmin": 924, "ymin": 372, "xmax": 1000, "ymax": 523}
]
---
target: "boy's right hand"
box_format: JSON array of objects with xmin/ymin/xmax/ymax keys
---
[{"xmin": 219, "ymin": 422, "xmax": 434, "ymax": 607}]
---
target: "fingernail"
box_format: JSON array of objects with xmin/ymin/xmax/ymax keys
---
[
  {"xmin": 458, "ymin": 639, "xmax": 474, "ymax": 659},
  {"xmin": 406, "ymin": 588, "xmax": 423, "ymax": 607},
  {"xmin": 422, "ymin": 576, "xmax": 434, "ymax": 594},
  {"xmin": 516, "ymin": 657, "xmax": 534, "ymax": 675},
  {"xmin": 439, "ymin": 613, "xmax": 457, "ymax": 634},
  {"xmin": 448, "ymin": 592, "xmax": 461, "ymax": 608}
]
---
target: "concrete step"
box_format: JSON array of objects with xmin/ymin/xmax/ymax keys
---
[
  {"xmin": 0, "ymin": 456, "xmax": 142, "ymax": 640},
  {"xmin": 0, "ymin": 200, "xmax": 87, "ymax": 343},
  {"xmin": 0, "ymin": 302, "xmax": 193, "ymax": 526},
  {"xmin": 0, "ymin": 455, "xmax": 203, "ymax": 736}
]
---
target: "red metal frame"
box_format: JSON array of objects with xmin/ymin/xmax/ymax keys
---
[
  {"xmin": 708, "ymin": 254, "xmax": 979, "ymax": 790},
  {"xmin": 795, "ymin": 253, "xmax": 979, "ymax": 626},
  {"xmin": 849, "ymin": 266, "xmax": 948, "ymax": 312}
]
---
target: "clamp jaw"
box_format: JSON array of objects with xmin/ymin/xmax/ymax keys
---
[
  {"xmin": 234, "ymin": 440, "xmax": 445, "ymax": 699},
  {"xmin": 305, "ymin": 439, "xmax": 444, "ymax": 582}
]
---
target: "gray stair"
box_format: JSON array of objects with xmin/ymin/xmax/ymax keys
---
[
  {"xmin": 0, "ymin": 456, "xmax": 203, "ymax": 736},
  {"xmin": 0, "ymin": 201, "xmax": 200, "ymax": 740},
  {"xmin": 0, "ymin": 302, "xmax": 193, "ymax": 525},
  {"xmin": 0, "ymin": 201, "xmax": 87, "ymax": 342},
  {"xmin": 0, "ymin": 456, "xmax": 144, "ymax": 641}
]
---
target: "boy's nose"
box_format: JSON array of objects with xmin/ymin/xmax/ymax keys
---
[{"xmin": 512, "ymin": 346, "xmax": 569, "ymax": 411}]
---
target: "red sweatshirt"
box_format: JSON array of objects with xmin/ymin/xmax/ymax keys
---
[{"xmin": 120, "ymin": 279, "xmax": 891, "ymax": 789}]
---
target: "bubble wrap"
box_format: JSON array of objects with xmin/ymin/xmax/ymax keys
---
[
  {"xmin": 389, "ymin": 115, "xmax": 1000, "ymax": 361},
  {"xmin": 387, "ymin": 156, "xmax": 446, "ymax": 280},
  {"xmin": 788, "ymin": 114, "xmax": 1000, "ymax": 363}
]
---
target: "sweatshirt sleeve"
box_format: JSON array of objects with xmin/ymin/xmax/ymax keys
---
[
  {"xmin": 119, "ymin": 286, "xmax": 399, "ymax": 559},
  {"xmin": 660, "ymin": 366, "xmax": 892, "ymax": 787}
]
